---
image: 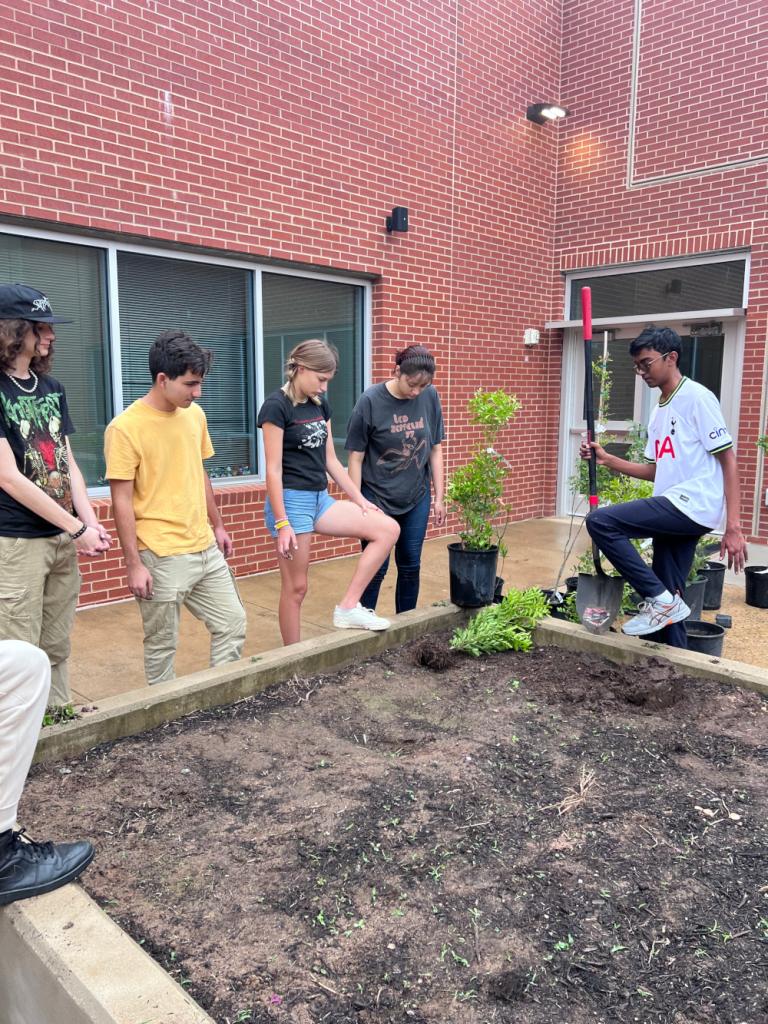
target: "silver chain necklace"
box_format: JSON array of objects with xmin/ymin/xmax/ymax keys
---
[{"xmin": 4, "ymin": 369, "xmax": 38, "ymax": 394}]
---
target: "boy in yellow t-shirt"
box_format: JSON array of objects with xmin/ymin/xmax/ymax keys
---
[{"xmin": 105, "ymin": 330, "xmax": 246, "ymax": 684}]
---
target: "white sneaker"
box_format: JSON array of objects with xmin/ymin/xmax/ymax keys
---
[
  {"xmin": 333, "ymin": 603, "xmax": 391, "ymax": 631},
  {"xmin": 622, "ymin": 594, "xmax": 690, "ymax": 637}
]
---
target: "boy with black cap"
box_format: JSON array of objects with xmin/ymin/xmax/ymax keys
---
[
  {"xmin": 0, "ymin": 639, "xmax": 94, "ymax": 905},
  {"xmin": 0, "ymin": 284, "xmax": 110, "ymax": 705}
]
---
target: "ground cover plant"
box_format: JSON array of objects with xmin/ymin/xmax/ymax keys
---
[{"xmin": 21, "ymin": 637, "xmax": 768, "ymax": 1024}]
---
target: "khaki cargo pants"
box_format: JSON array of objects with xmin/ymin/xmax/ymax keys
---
[
  {"xmin": 137, "ymin": 543, "xmax": 247, "ymax": 685},
  {"xmin": 0, "ymin": 534, "xmax": 80, "ymax": 707}
]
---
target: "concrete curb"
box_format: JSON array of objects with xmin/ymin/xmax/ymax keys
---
[
  {"xmin": 0, "ymin": 885, "xmax": 214, "ymax": 1024},
  {"xmin": 34, "ymin": 604, "xmax": 468, "ymax": 765},
  {"xmin": 536, "ymin": 617, "xmax": 768, "ymax": 696}
]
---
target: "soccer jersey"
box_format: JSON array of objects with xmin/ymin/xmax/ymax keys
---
[{"xmin": 644, "ymin": 377, "xmax": 732, "ymax": 530}]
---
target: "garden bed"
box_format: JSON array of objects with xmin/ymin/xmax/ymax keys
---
[{"xmin": 20, "ymin": 634, "xmax": 768, "ymax": 1024}]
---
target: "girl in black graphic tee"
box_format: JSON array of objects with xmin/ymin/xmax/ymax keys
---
[{"xmin": 257, "ymin": 339, "xmax": 399, "ymax": 645}]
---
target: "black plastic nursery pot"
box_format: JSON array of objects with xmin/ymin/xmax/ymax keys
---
[
  {"xmin": 540, "ymin": 588, "xmax": 568, "ymax": 620},
  {"xmin": 492, "ymin": 576, "xmax": 505, "ymax": 604},
  {"xmin": 447, "ymin": 543, "xmax": 498, "ymax": 608},
  {"xmin": 744, "ymin": 565, "xmax": 768, "ymax": 609},
  {"xmin": 700, "ymin": 560, "xmax": 726, "ymax": 610},
  {"xmin": 683, "ymin": 576, "xmax": 707, "ymax": 620},
  {"xmin": 564, "ymin": 576, "xmax": 579, "ymax": 594},
  {"xmin": 685, "ymin": 620, "xmax": 725, "ymax": 657}
]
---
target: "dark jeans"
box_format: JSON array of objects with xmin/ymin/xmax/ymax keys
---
[
  {"xmin": 360, "ymin": 486, "xmax": 431, "ymax": 613},
  {"xmin": 586, "ymin": 496, "xmax": 708, "ymax": 649}
]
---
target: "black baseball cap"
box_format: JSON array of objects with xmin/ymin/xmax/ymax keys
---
[{"xmin": 0, "ymin": 284, "xmax": 73, "ymax": 324}]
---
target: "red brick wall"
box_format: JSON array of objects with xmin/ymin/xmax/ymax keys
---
[
  {"xmin": 0, "ymin": 0, "xmax": 563, "ymax": 604},
  {"xmin": 556, "ymin": 0, "xmax": 768, "ymax": 542}
]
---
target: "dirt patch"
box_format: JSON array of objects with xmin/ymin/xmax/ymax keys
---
[{"xmin": 21, "ymin": 636, "xmax": 768, "ymax": 1024}]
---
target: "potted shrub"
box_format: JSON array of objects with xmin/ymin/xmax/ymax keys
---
[{"xmin": 446, "ymin": 389, "xmax": 521, "ymax": 607}]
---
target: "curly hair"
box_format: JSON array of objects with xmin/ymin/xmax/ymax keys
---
[{"xmin": 0, "ymin": 319, "xmax": 53, "ymax": 375}]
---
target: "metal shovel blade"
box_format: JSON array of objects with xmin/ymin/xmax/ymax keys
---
[{"xmin": 575, "ymin": 570, "xmax": 625, "ymax": 634}]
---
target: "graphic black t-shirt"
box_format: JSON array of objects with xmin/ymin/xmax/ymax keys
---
[
  {"xmin": 0, "ymin": 374, "xmax": 75, "ymax": 537},
  {"xmin": 345, "ymin": 383, "xmax": 444, "ymax": 515},
  {"xmin": 257, "ymin": 390, "xmax": 331, "ymax": 491}
]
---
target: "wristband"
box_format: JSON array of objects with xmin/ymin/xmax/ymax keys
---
[
  {"xmin": 69, "ymin": 523, "xmax": 88, "ymax": 540},
  {"xmin": 274, "ymin": 518, "xmax": 290, "ymax": 530}
]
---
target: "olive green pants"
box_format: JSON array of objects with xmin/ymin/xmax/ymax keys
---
[
  {"xmin": 0, "ymin": 534, "xmax": 80, "ymax": 706},
  {"xmin": 137, "ymin": 543, "xmax": 247, "ymax": 685}
]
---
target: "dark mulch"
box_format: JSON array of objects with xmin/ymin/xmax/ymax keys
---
[{"xmin": 21, "ymin": 634, "xmax": 768, "ymax": 1024}]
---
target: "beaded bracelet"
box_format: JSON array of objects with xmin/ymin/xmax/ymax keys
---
[
  {"xmin": 274, "ymin": 518, "xmax": 291, "ymax": 530},
  {"xmin": 69, "ymin": 523, "xmax": 88, "ymax": 540}
]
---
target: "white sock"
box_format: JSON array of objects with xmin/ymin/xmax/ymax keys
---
[{"xmin": 651, "ymin": 589, "xmax": 674, "ymax": 604}]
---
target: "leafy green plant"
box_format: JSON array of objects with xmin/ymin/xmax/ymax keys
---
[
  {"xmin": 450, "ymin": 587, "xmax": 549, "ymax": 656},
  {"xmin": 757, "ymin": 435, "xmax": 768, "ymax": 455},
  {"xmin": 42, "ymin": 703, "xmax": 78, "ymax": 727},
  {"xmin": 446, "ymin": 389, "xmax": 521, "ymax": 550}
]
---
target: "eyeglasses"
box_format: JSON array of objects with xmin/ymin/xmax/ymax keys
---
[{"xmin": 633, "ymin": 353, "xmax": 668, "ymax": 374}]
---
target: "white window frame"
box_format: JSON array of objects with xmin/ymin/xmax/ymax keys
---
[{"xmin": 0, "ymin": 223, "xmax": 373, "ymax": 495}]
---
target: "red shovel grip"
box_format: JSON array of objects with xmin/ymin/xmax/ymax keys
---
[{"xmin": 581, "ymin": 285, "xmax": 592, "ymax": 341}]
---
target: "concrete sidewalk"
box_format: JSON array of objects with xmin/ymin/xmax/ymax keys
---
[{"xmin": 69, "ymin": 517, "xmax": 592, "ymax": 703}]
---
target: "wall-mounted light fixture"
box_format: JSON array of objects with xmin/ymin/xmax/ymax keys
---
[
  {"xmin": 386, "ymin": 206, "xmax": 409, "ymax": 233},
  {"xmin": 526, "ymin": 103, "xmax": 569, "ymax": 125}
]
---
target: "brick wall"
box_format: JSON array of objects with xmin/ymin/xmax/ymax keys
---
[
  {"xmin": 0, "ymin": 0, "xmax": 563, "ymax": 604},
  {"xmin": 556, "ymin": 0, "xmax": 768, "ymax": 541}
]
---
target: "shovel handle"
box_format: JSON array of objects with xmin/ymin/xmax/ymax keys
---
[{"xmin": 581, "ymin": 286, "xmax": 598, "ymax": 509}]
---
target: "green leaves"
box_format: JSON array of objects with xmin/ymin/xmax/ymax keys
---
[
  {"xmin": 450, "ymin": 587, "xmax": 550, "ymax": 656},
  {"xmin": 446, "ymin": 390, "xmax": 520, "ymax": 551}
]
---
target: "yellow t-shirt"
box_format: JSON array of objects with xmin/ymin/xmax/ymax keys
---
[{"xmin": 105, "ymin": 400, "xmax": 215, "ymax": 556}]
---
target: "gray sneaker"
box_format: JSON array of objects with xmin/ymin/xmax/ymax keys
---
[
  {"xmin": 333, "ymin": 603, "xmax": 391, "ymax": 631},
  {"xmin": 622, "ymin": 594, "xmax": 690, "ymax": 637}
]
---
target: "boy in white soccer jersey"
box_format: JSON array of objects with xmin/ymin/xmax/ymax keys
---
[{"xmin": 581, "ymin": 326, "xmax": 748, "ymax": 648}]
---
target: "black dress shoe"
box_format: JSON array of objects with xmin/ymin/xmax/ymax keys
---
[{"xmin": 0, "ymin": 830, "xmax": 95, "ymax": 906}]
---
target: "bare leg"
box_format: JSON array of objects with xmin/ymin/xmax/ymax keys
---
[
  {"xmin": 315, "ymin": 502, "xmax": 399, "ymax": 610},
  {"xmin": 276, "ymin": 533, "xmax": 312, "ymax": 645}
]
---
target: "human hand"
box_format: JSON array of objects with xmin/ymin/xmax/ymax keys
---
[
  {"xmin": 277, "ymin": 523, "xmax": 298, "ymax": 560},
  {"xmin": 720, "ymin": 526, "xmax": 748, "ymax": 573},
  {"xmin": 356, "ymin": 497, "xmax": 380, "ymax": 516},
  {"xmin": 75, "ymin": 525, "xmax": 110, "ymax": 556},
  {"xmin": 433, "ymin": 499, "xmax": 446, "ymax": 526},
  {"xmin": 579, "ymin": 440, "xmax": 609, "ymax": 465},
  {"xmin": 127, "ymin": 563, "xmax": 154, "ymax": 600},
  {"xmin": 214, "ymin": 525, "xmax": 234, "ymax": 558}
]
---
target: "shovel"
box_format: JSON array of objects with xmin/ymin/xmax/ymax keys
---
[{"xmin": 575, "ymin": 286, "xmax": 625, "ymax": 634}]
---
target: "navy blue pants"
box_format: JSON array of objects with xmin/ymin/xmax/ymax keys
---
[
  {"xmin": 585, "ymin": 497, "xmax": 708, "ymax": 648},
  {"xmin": 360, "ymin": 486, "xmax": 431, "ymax": 613}
]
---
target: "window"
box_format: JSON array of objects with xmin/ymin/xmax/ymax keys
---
[
  {"xmin": 262, "ymin": 273, "xmax": 364, "ymax": 459},
  {"xmin": 568, "ymin": 259, "xmax": 746, "ymax": 319},
  {"xmin": 117, "ymin": 253, "xmax": 255, "ymax": 479},
  {"xmin": 0, "ymin": 234, "xmax": 111, "ymax": 485},
  {"xmin": 0, "ymin": 227, "xmax": 370, "ymax": 487}
]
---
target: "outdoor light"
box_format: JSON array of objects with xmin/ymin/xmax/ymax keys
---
[
  {"xmin": 526, "ymin": 103, "xmax": 569, "ymax": 125},
  {"xmin": 386, "ymin": 206, "xmax": 409, "ymax": 233}
]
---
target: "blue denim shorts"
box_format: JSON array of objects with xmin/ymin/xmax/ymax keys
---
[{"xmin": 264, "ymin": 489, "xmax": 336, "ymax": 537}]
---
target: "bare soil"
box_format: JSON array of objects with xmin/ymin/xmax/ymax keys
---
[{"xmin": 22, "ymin": 635, "xmax": 768, "ymax": 1024}]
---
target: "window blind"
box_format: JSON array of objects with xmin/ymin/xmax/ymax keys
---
[{"xmin": 117, "ymin": 252, "xmax": 255, "ymax": 478}]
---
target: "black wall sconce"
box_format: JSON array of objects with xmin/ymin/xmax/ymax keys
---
[
  {"xmin": 386, "ymin": 206, "xmax": 409, "ymax": 233},
  {"xmin": 526, "ymin": 103, "xmax": 569, "ymax": 125}
]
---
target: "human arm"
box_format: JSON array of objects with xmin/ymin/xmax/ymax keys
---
[
  {"xmin": 108, "ymin": 478, "xmax": 153, "ymax": 598},
  {"xmin": 429, "ymin": 442, "xmax": 446, "ymax": 525},
  {"xmin": 0, "ymin": 437, "xmax": 104, "ymax": 553},
  {"xmin": 204, "ymin": 474, "xmax": 233, "ymax": 557},
  {"xmin": 715, "ymin": 447, "xmax": 748, "ymax": 572},
  {"xmin": 262, "ymin": 422, "xmax": 298, "ymax": 559},
  {"xmin": 324, "ymin": 423, "xmax": 380, "ymax": 514},
  {"xmin": 347, "ymin": 450, "xmax": 364, "ymax": 490},
  {"xmin": 66, "ymin": 440, "xmax": 111, "ymax": 554},
  {"xmin": 579, "ymin": 440, "xmax": 656, "ymax": 481}
]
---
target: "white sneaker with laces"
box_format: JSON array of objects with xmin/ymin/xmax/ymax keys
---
[
  {"xmin": 622, "ymin": 594, "xmax": 690, "ymax": 637},
  {"xmin": 333, "ymin": 603, "xmax": 391, "ymax": 631}
]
